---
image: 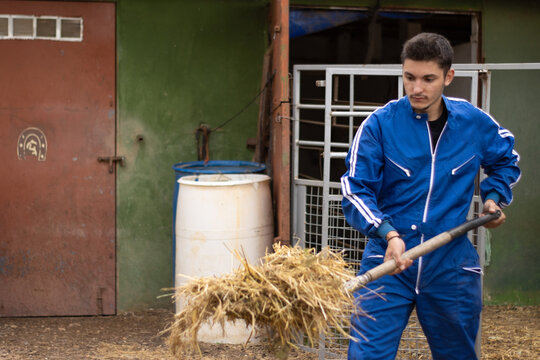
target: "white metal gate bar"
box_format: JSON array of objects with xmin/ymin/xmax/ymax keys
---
[
  {"xmin": 294, "ymin": 63, "xmax": 540, "ymax": 70},
  {"xmin": 321, "ymin": 67, "xmax": 479, "ymax": 249}
]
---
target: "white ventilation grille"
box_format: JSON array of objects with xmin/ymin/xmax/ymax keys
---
[{"xmin": 0, "ymin": 15, "xmax": 83, "ymax": 41}]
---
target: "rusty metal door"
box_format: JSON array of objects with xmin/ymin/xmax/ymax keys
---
[{"xmin": 0, "ymin": 1, "xmax": 116, "ymax": 316}]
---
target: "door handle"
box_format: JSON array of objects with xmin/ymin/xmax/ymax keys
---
[{"xmin": 97, "ymin": 156, "xmax": 125, "ymax": 173}]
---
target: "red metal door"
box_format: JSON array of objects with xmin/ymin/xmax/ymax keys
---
[{"xmin": 0, "ymin": 1, "xmax": 116, "ymax": 316}]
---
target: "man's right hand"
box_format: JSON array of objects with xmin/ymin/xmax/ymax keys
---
[{"xmin": 384, "ymin": 232, "xmax": 413, "ymax": 274}]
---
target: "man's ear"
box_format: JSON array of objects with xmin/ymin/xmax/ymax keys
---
[{"xmin": 444, "ymin": 68, "xmax": 455, "ymax": 86}]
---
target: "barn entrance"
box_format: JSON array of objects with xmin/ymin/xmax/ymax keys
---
[
  {"xmin": 289, "ymin": 7, "xmax": 481, "ymax": 359},
  {"xmin": 0, "ymin": 1, "xmax": 116, "ymax": 316},
  {"xmin": 290, "ymin": 7, "xmax": 479, "ymax": 183}
]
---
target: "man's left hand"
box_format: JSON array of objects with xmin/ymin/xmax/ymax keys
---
[{"xmin": 482, "ymin": 199, "xmax": 506, "ymax": 228}]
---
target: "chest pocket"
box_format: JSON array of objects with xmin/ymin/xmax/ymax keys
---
[
  {"xmin": 385, "ymin": 156, "xmax": 412, "ymax": 178},
  {"xmin": 451, "ymin": 155, "xmax": 477, "ymax": 176},
  {"xmin": 382, "ymin": 156, "xmax": 416, "ymax": 198},
  {"xmin": 448, "ymin": 154, "xmax": 480, "ymax": 199}
]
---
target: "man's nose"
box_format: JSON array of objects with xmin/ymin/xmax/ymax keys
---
[{"xmin": 413, "ymin": 80, "xmax": 423, "ymax": 94}]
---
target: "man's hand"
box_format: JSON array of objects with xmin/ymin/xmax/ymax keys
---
[
  {"xmin": 384, "ymin": 231, "xmax": 413, "ymax": 274},
  {"xmin": 482, "ymin": 199, "xmax": 506, "ymax": 228}
]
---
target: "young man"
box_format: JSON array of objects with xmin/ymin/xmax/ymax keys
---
[{"xmin": 341, "ymin": 33, "xmax": 521, "ymax": 360}]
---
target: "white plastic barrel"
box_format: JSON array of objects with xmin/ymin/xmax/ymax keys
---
[{"xmin": 175, "ymin": 173, "xmax": 273, "ymax": 344}]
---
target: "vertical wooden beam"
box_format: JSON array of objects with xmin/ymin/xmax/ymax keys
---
[{"xmin": 269, "ymin": 0, "xmax": 290, "ymax": 245}]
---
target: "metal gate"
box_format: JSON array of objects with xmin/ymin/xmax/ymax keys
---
[{"xmin": 291, "ymin": 64, "xmax": 487, "ymax": 359}]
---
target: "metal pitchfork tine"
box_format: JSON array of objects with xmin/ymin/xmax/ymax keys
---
[{"xmin": 344, "ymin": 211, "xmax": 502, "ymax": 292}]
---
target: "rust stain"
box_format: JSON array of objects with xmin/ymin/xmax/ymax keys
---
[
  {"xmin": 0, "ymin": 256, "xmax": 11, "ymax": 276},
  {"xmin": 0, "ymin": 251, "xmax": 32, "ymax": 278}
]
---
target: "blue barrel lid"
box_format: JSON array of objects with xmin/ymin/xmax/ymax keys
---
[{"xmin": 172, "ymin": 160, "xmax": 266, "ymax": 174}]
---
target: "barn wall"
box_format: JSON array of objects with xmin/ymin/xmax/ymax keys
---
[
  {"xmin": 481, "ymin": 0, "xmax": 540, "ymax": 305},
  {"xmin": 114, "ymin": 0, "xmax": 539, "ymax": 310},
  {"xmin": 116, "ymin": 0, "xmax": 268, "ymax": 311}
]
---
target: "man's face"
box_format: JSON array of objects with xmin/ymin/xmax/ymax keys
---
[{"xmin": 403, "ymin": 59, "xmax": 454, "ymax": 116}]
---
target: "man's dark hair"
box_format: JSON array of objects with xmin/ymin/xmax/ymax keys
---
[{"xmin": 400, "ymin": 32, "xmax": 454, "ymax": 73}]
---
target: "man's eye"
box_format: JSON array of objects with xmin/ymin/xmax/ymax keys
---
[{"xmin": 425, "ymin": 78, "xmax": 435, "ymax": 83}]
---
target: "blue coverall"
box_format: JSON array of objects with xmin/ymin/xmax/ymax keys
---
[{"xmin": 341, "ymin": 95, "xmax": 521, "ymax": 360}]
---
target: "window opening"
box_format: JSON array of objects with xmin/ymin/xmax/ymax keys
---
[
  {"xmin": 0, "ymin": 16, "xmax": 8, "ymax": 36},
  {"xmin": 13, "ymin": 16, "xmax": 33, "ymax": 37},
  {"xmin": 0, "ymin": 15, "xmax": 83, "ymax": 41},
  {"xmin": 61, "ymin": 18, "xmax": 81, "ymax": 39},
  {"xmin": 36, "ymin": 18, "xmax": 56, "ymax": 38}
]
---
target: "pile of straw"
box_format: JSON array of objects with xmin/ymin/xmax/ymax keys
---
[{"xmin": 165, "ymin": 244, "xmax": 362, "ymax": 358}]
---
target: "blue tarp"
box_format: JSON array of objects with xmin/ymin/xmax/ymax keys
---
[
  {"xmin": 290, "ymin": 9, "xmax": 367, "ymax": 38},
  {"xmin": 290, "ymin": 9, "xmax": 428, "ymax": 38}
]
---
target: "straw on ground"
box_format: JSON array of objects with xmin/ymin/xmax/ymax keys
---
[{"xmin": 165, "ymin": 244, "xmax": 364, "ymax": 358}]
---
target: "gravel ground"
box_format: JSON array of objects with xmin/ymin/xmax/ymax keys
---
[{"xmin": 0, "ymin": 305, "xmax": 538, "ymax": 359}]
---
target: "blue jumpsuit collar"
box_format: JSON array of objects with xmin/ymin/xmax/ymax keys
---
[
  {"xmin": 405, "ymin": 94, "xmax": 457, "ymax": 125},
  {"xmin": 403, "ymin": 95, "xmax": 439, "ymax": 122}
]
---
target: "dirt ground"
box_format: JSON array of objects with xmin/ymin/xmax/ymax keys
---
[{"xmin": 0, "ymin": 306, "xmax": 538, "ymax": 359}]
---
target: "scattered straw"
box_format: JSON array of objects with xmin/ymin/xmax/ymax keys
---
[
  {"xmin": 164, "ymin": 244, "xmax": 362, "ymax": 358},
  {"xmin": 93, "ymin": 343, "xmax": 174, "ymax": 359}
]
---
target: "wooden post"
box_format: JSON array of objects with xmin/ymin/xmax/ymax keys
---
[{"xmin": 269, "ymin": 0, "xmax": 290, "ymax": 245}]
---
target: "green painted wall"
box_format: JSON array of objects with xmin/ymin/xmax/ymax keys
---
[
  {"xmin": 116, "ymin": 0, "xmax": 268, "ymax": 311},
  {"xmin": 481, "ymin": 0, "xmax": 540, "ymax": 305}
]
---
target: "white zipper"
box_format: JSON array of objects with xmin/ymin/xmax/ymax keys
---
[
  {"xmin": 386, "ymin": 157, "xmax": 411, "ymax": 177},
  {"xmin": 451, "ymin": 155, "xmax": 476, "ymax": 175},
  {"xmin": 415, "ymin": 234, "xmax": 424, "ymax": 294},
  {"xmin": 415, "ymin": 121, "xmax": 448, "ymax": 294}
]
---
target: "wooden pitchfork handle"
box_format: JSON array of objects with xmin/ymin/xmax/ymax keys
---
[{"xmin": 344, "ymin": 211, "xmax": 501, "ymax": 292}]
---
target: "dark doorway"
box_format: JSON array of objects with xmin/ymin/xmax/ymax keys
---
[{"xmin": 290, "ymin": 8, "xmax": 478, "ymax": 181}]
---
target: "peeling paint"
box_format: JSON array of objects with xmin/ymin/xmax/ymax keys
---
[
  {"xmin": 0, "ymin": 256, "xmax": 9, "ymax": 275},
  {"xmin": 56, "ymin": 260, "xmax": 66, "ymax": 274},
  {"xmin": 0, "ymin": 252, "xmax": 31, "ymax": 278}
]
